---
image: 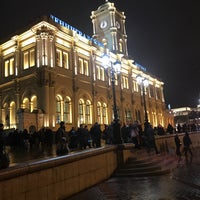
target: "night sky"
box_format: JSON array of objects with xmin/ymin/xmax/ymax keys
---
[{"xmin": 1, "ymin": 0, "xmax": 200, "ymax": 108}]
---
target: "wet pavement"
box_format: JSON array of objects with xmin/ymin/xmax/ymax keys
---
[
  {"xmin": 3, "ymin": 145, "xmax": 200, "ymax": 200},
  {"xmin": 66, "ymin": 149, "xmax": 200, "ymax": 200}
]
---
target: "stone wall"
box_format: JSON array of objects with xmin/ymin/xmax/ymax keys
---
[{"xmin": 0, "ymin": 146, "xmax": 119, "ymax": 200}]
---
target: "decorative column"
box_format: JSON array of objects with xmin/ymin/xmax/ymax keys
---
[{"xmin": 36, "ymin": 26, "xmax": 54, "ymax": 67}]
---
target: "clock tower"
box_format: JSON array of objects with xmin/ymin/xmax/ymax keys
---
[{"xmin": 91, "ymin": 1, "xmax": 128, "ymax": 56}]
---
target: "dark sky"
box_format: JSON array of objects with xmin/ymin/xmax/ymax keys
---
[{"xmin": 1, "ymin": 0, "xmax": 200, "ymax": 108}]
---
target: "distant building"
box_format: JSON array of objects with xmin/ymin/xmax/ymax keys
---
[
  {"xmin": 0, "ymin": 1, "xmax": 173, "ymax": 131},
  {"xmin": 172, "ymin": 105, "xmax": 200, "ymax": 129}
]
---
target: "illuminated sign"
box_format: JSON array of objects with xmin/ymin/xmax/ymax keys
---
[
  {"xmin": 50, "ymin": 15, "xmax": 104, "ymax": 47},
  {"xmin": 134, "ymin": 62, "xmax": 147, "ymax": 71}
]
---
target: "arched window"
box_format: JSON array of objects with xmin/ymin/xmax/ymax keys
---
[
  {"xmin": 78, "ymin": 99, "xmax": 84, "ymax": 125},
  {"xmin": 63, "ymin": 96, "xmax": 72, "ymax": 123},
  {"xmin": 56, "ymin": 95, "xmax": 62, "ymax": 124},
  {"xmin": 22, "ymin": 98, "xmax": 30, "ymax": 110},
  {"xmin": 2, "ymin": 103, "xmax": 9, "ymax": 128},
  {"xmin": 102, "ymin": 103, "xmax": 108, "ymax": 124},
  {"xmin": 97, "ymin": 102, "xmax": 101, "ymax": 124},
  {"xmin": 85, "ymin": 100, "xmax": 91, "ymax": 124},
  {"xmin": 31, "ymin": 95, "xmax": 37, "ymax": 112},
  {"xmin": 125, "ymin": 109, "xmax": 132, "ymax": 124},
  {"xmin": 10, "ymin": 101, "xmax": 16, "ymax": 128}
]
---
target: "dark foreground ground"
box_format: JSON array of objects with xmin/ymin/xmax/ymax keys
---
[
  {"xmin": 66, "ymin": 148, "xmax": 200, "ymax": 200},
  {"xmin": 4, "ymin": 144, "xmax": 200, "ymax": 200}
]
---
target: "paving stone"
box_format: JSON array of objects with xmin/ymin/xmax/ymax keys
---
[{"xmin": 66, "ymin": 148, "xmax": 200, "ymax": 200}]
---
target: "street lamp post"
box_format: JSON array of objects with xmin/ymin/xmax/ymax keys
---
[
  {"xmin": 102, "ymin": 54, "xmax": 123, "ymax": 144},
  {"xmin": 136, "ymin": 75, "xmax": 149, "ymax": 124}
]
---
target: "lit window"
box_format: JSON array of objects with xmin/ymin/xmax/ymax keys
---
[
  {"xmin": 102, "ymin": 103, "xmax": 108, "ymax": 124},
  {"xmin": 149, "ymin": 85, "xmax": 154, "ymax": 98},
  {"xmin": 122, "ymin": 76, "xmax": 129, "ymax": 89},
  {"xmin": 56, "ymin": 49, "xmax": 62, "ymax": 67},
  {"xmin": 56, "ymin": 49, "xmax": 69, "ymax": 69},
  {"xmin": 5, "ymin": 60, "xmax": 9, "ymax": 77},
  {"xmin": 24, "ymin": 52, "xmax": 29, "ymax": 69},
  {"xmin": 84, "ymin": 60, "xmax": 89, "ymax": 76},
  {"xmin": 56, "ymin": 96, "xmax": 61, "ymax": 124},
  {"xmin": 125, "ymin": 109, "xmax": 132, "ymax": 123},
  {"xmin": 97, "ymin": 102, "xmax": 101, "ymax": 124},
  {"xmin": 30, "ymin": 50, "xmax": 35, "ymax": 67},
  {"xmin": 79, "ymin": 58, "xmax": 84, "ymax": 74},
  {"xmin": 63, "ymin": 52, "xmax": 69, "ymax": 69},
  {"xmin": 133, "ymin": 80, "xmax": 139, "ymax": 92},
  {"xmin": 22, "ymin": 98, "xmax": 30, "ymax": 110},
  {"xmin": 96, "ymin": 65, "xmax": 105, "ymax": 81},
  {"xmin": 79, "ymin": 58, "xmax": 89, "ymax": 76},
  {"xmin": 156, "ymin": 88, "xmax": 161, "ymax": 100},
  {"xmin": 10, "ymin": 101, "xmax": 16, "ymax": 128},
  {"xmin": 23, "ymin": 49, "xmax": 35, "ymax": 69},
  {"xmin": 63, "ymin": 97, "xmax": 72, "ymax": 123},
  {"xmin": 85, "ymin": 100, "xmax": 91, "ymax": 124},
  {"xmin": 78, "ymin": 99, "xmax": 84, "ymax": 125},
  {"xmin": 4, "ymin": 57, "xmax": 15, "ymax": 77}
]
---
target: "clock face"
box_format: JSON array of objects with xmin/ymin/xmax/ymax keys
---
[
  {"xmin": 116, "ymin": 21, "xmax": 120, "ymax": 29},
  {"xmin": 100, "ymin": 20, "xmax": 107, "ymax": 29}
]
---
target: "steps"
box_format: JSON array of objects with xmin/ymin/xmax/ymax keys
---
[{"xmin": 113, "ymin": 149, "xmax": 177, "ymax": 177}]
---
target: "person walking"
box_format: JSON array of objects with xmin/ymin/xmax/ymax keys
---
[
  {"xmin": 145, "ymin": 122, "xmax": 159, "ymax": 154},
  {"xmin": 55, "ymin": 121, "xmax": 69, "ymax": 155},
  {"xmin": 183, "ymin": 131, "xmax": 193, "ymax": 158},
  {"xmin": 174, "ymin": 133, "xmax": 182, "ymax": 162}
]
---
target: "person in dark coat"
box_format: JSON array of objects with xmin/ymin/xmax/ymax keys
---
[
  {"xmin": 183, "ymin": 131, "xmax": 193, "ymax": 157},
  {"xmin": 90, "ymin": 122, "xmax": 102, "ymax": 148},
  {"xmin": 56, "ymin": 121, "xmax": 69, "ymax": 155},
  {"xmin": 145, "ymin": 122, "xmax": 159, "ymax": 154},
  {"xmin": 174, "ymin": 133, "xmax": 182, "ymax": 162}
]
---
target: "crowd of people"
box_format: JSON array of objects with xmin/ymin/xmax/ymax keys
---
[{"xmin": 0, "ymin": 119, "xmax": 198, "ymax": 168}]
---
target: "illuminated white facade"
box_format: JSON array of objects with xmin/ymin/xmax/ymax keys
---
[{"xmin": 0, "ymin": 2, "xmax": 173, "ymax": 131}]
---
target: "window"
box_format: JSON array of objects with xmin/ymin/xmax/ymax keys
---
[
  {"xmin": 122, "ymin": 76, "xmax": 129, "ymax": 89},
  {"xmin": 63, "ymin": 52, "xmax": 69, "ymax": 69},
  {"xmin": 97, "ymin": 102, "xmax": 108, "ymax": 125},
  {"xmin": 56, "ymin": 49, "xmax": 62, "ymax": 67},
  {"xmin": 133, "ymin": 80, "xmax": 139, "ymax": 92},
  {"xmin": 56, "ymin": 96, "xmax": 62, "ymax": 124},
  {"xmin": 102, "ymin": 103, "xmax": 108, "ymax": 124},
  {"xmin": 22, "ymin": 98, "xmax": 30, "ymax": 111},
  {"xmin": 97, "ymin": 102, "xmax": 101, "ymax": 124},
  {"xmin": 4, "ymin": 57, "xmax": 14, "ymax": 77},
  {"xmin": 30, "ymin": 49, "xmax": 35, "ymax": 67},
  {"xmin": 156, "ymin": 88, "xmax": 161, "ymax": 100},
  {"xmin": 56, "ymin": 49, "xmax": 69, "ymax": 69},
  {"xmin": 63, "ymin": 97, "xmax": 72, "ymax": 123},
  {"xmin": 96, "ymin": 65, "xmax": 105, "ymax": 81},
  {"xmin": 149, "ymin": 85, "xmax": 154, "ymax": 98},
  {"xmin": 31, "ymin": 96, "xmax": 37, "ymax": 112},
  {"xmin": 10, "ymin": 101, "xmax": 16, "ymax": 129},
  {"xmin": 78, "ymin": 99, "xmax": 84, "ymax": 125},
  {"xmin": 79, "ymin": 58, "xmax": 89, "ymax": 76},
  {"xmin": 125, "ymin": 109, "xmax": 132, "ymax": 123},
  {"xmin": 78, "ymin": 99, "xmax": 92, "ymax": 126},
  {"xmin": 85, "ymin": 100, "xmax": 91, "ymax": 124},
  {"xmin": 23, "ymin": 49, "xmax": 35, "ymax": 69}
]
